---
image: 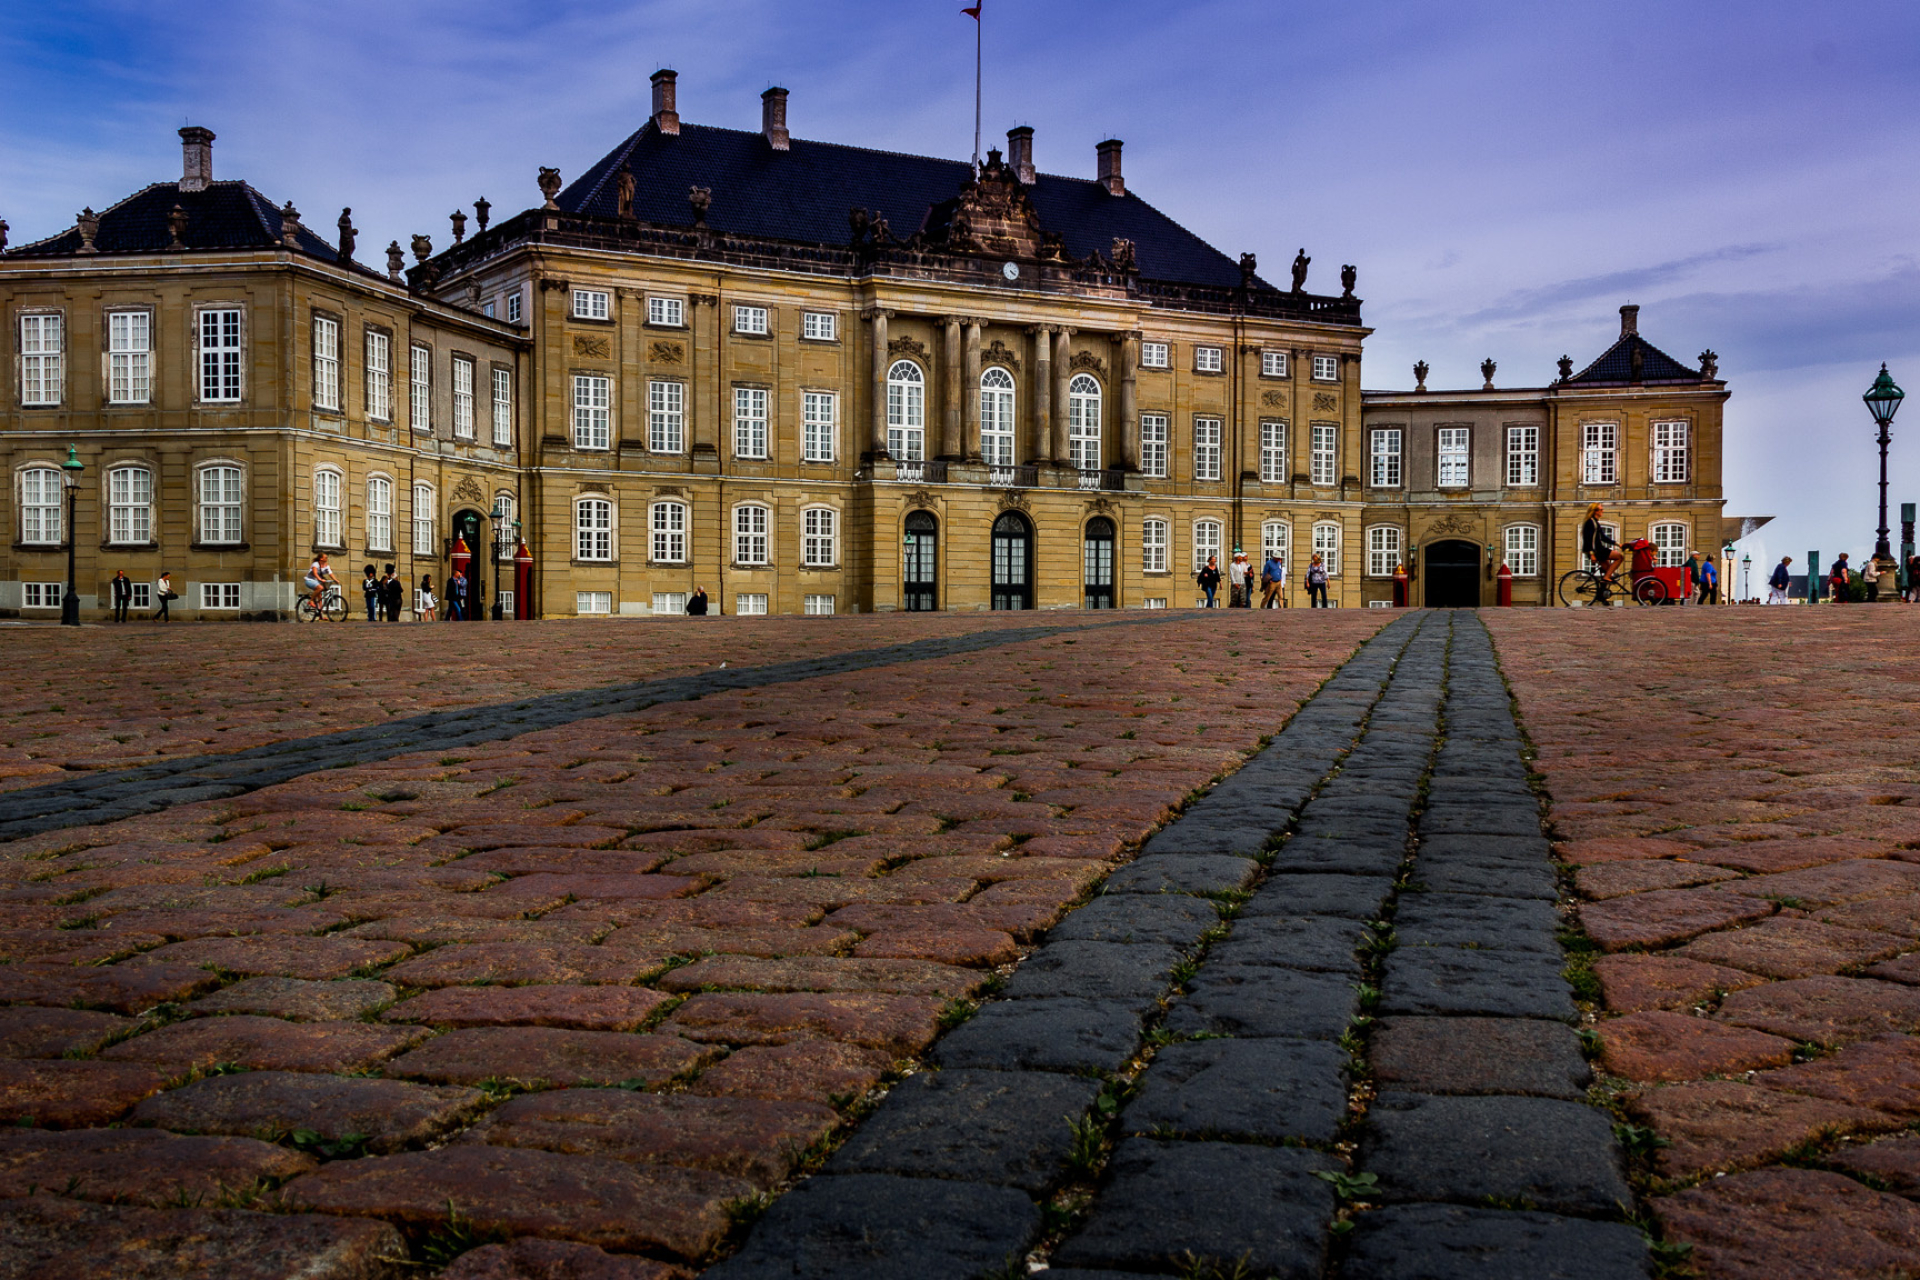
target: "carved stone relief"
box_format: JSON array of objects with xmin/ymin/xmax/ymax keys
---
[
  {"xmin": 998, "ymin": 490, "xmax": 1031, "ymax": 512},
  {"xmin": 1069, "ymin": 351, "xmax": 1107, "ymax": 376},
  {"xmin": 1261, "ymin": 391, "xmax": 1287, "ymax": 407},
  {"xmin": 982, "ymin": 339, "xmax": 1021, "ymax": 370},
  {"xmin": 1424, "ymin": 512, "xmax": 1478, "ymax": 538},
  {"xmin": 904, "ymin": 488, "xmax": 937, "ymax": 510},
  {"xmin": 1312, "ymin": 392, "xmax": 1338, "ymax": 412},
  {"xmin": 452, "ymin": 476, "xmax": 486, "ymax": 505},
  {"xmin": 888, "ymin": 336, "xmax": 930, "ymax": 360},
  {"xmin": 573, "ymin": 335, "xmax": 611, "ymax": 358},
  {"xmin": 650, "ymin": 341, "xmax": 685, "ymax": 364}
]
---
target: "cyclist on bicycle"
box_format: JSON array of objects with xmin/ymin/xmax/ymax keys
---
[
  {"xmin": 305, "ymin": 552, "xmax": 339, "ymax": 612},
  {"xmin": 1581, "ymin": 503, "xmax": 1624, "ymax": 579}
]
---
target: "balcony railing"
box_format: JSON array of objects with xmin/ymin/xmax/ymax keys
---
[
  {"xmin": 893, "ymin": 460, "xmax": 947, "ymax": 484},
  {"xmin": 1078, "ymin": 468, "xmax": 1125, "ymax": 491},
  {"xmin": 989, "ymin": 464, "xmax": 1038, "ymax": 488}
]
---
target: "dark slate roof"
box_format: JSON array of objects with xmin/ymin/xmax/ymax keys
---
[
  {"xmin": 6, "ymin": 180, "xmax": 341, "ymax": 262},
  {"xmin": 1568, "ymin": 333, "xmax": 1702, "ymax": 384},
  {"xmin": 558, "ymin": 121, "xmax": 1259, "ymax": 290}
]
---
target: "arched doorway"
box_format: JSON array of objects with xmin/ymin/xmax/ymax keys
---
[
  {"xmin": 450, "ymin": 508, "xmax": 487, "ymax": 620},
  {"xmin": 1424, "ymin": 539, "xmax": 1481, "ymax": 608},
  {"xmin": 991, "ymin": 511, "xmax": 1033, "ymax": 611},
  {"xmin": 1083, "ymin": 517, "xmax": 1115, "ymax": 609},
  {"xmin": 904, "ymin": 511, "xmax": 938, "ymax": 611}
]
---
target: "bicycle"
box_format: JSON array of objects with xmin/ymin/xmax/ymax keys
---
[
  {"xmin": 1556, "ymin": 563, "xmax": 1668, "ymax": 607},
  {"xmin": 296, "ymin": 583, "xmax": 348, "ymax": 621}
]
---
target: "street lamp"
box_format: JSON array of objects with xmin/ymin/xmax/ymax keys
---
[
  {"xmin": 1864, "ymin": 364, "xmax": 1905, "ymax": 562},
  {"xmin": 1741, "ymin": 554, "xmax": 1751, "ymax": 602},
  {"xmin": 489, "ymin": 500, "xmax": 507, "ymax": 620},
  {"xmin": 59, "ymin": 444, "xmax": 84, "ymax": 626}
]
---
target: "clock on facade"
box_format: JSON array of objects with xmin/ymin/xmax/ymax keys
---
[{"xmin": 1002, "ymin": 261, "xmax": 1020, "ymax": 281}]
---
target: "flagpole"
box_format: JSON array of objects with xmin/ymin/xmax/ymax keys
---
[{"xmin": 973, "ymin": 5, "xmax": 982, "ymax": 171}]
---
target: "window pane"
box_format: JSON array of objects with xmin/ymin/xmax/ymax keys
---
[
  {"xmin": 1140, "ymin": 414, "xmax": 1168, "ymax": 479},
  {"xmin": 649, "ymin": 380, "xmax": 684, "ymax": 453}
]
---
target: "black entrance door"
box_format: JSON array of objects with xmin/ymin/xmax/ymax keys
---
[
  {"xmin": 991, "ymin": 512, "xmax": 1033, "ymax": 610},
  {"xmin": 1424, "ymin": 539, "xmax": 1481, "ymax": 608},
  {"xmin": 451, "ymin": 510, "xmax": 486, "ymax": 620},
  {"xmin": 904, "ymin": 511, "xmax": 937, "ymax": 611},
  {"xmin": 1083, "ymin": 517, "xmax": 1115, "ymax": 609}
]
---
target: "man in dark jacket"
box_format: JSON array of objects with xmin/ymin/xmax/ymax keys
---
[
  {"xmin": 361, "ymin": 566, "xmax": 380, "ymax": 621},
  {"xmin": 380, "ymin": 565, "xmax": 403, "ymax": 621},
  {"xmin": 110, "ymin": 570, "xmax": 132, "ymax": 623},
  {"xmin": 686, "ymin": 586, "xmax": 709, "ymax": 616}
]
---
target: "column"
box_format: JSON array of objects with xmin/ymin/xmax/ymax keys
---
[
  {"xmin": 869, "ymin": 308, "xmax": 892, "ymax": 458},
  {"xmin": 941, "ymin": 317, "xmax": 963, "ymax": 460},
  {"xmin": 1053, "ymin": 328, "xmax": 1074, "ymax": 464},
  {"xmin": 690, "ymin": 293, "xmax": 719, "ymax": 460},
  {"xmin": 1116, "ymin": 330, "xmax": 1140, "ymax": 471},
  {"xmin": 1030, "ymin": 325, "xmax": 1052, "ymax": 465},
  {"xmin": 962, "ymin": 319, "xmax": 983, "ymax": 462}
]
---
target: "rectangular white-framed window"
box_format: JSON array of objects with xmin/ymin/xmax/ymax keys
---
[
  {"xmin": 652, "ymin": 591, "xmax": 687, "ymax": 615},
  {"xmin": 1139, "ymin": 341, "xmax": 1169, "ymax": 369},
  {"xmin": 801, "ymin": 311, "xmax": 837, "ymax": 341},
  {"xmin": 200, "ymin": 582, "xmax": 241, "ymax": 610},
  {"xmin": 647, "ymin": 296, "xmax": 684, "ymax": 327},
  {"xmin": 1506, "ymin": 425, "xmax": 1539, "ymax": 487},
  {"xmin": 196, "ymin": 466, "xmax": 243, "ymax": 545},
  {"xmin": 20, "ymin": 468, "xmax": 62, "ymax": 544},
  {"xmin": 1366, "ymin": 525, "xmax": 1403, "ymax": 577},
  {"xmin": 1582, "ymin": 422, "xmax": 1618, "ymax": 485},
  {"xmin": 576, "ymin": 497, "xmax": 614, "ymax": 561},
  {"xmin": 366, "ymin": 476, "xmax": 393, "ymax": 553},
  {"xmin": 20, "ymin": 314, "xmax": 64, "ymax": 407},
  {"xmin": 734, "ymin": 304, "xmax": 769, "ymax": 336},
  {"xmin": 734, "ymin": 504, "xmax": 770, "ymax": 565},
  {"xmin": 1311, "ymin": 354, "xmax": 1339, "ymax": 382},
  {"xmin": 108, "ymin": 465, "xmax": 153, "ymax": 544},
  {"xmin": 410, "ymin": 344, "xmax": 431, "ymax": 431},
  {"xmin": 577, "ymin": 591, "xmax": 613, "ymax": 615},
  {"xmin": 1437, "ymin": 426, "xmax": 1470, "ymax": 488},
  {"xmin": 1192, "ymin": 417, "xmax": 1223, "ymax": 482},
  {"xmin": 129, "ymin": 582, "xmax": 151, "ymax": 610},
  {"xmin": 20, "ymin": 583, "xmax": 63, "ymax": 609},
  {"xmin": 1504, "ymin": 525, "xmax": 1540, "ymax": 577},
  {"xmin": 495, "ymin": 589, "xmax": 514, "ymax": 614},
  {"xmin": 572, "ymin": 289, "xmax": 609, "ymax": 321},
  {"xmin": 1261, "ymin": 519, "xmax": 1290, "ymax": 568},
  {"xmin": 108, "ymin": 311, "xmax": 151, "ymax": 405},
  {"xmin": 572, "ymin": 374, "xmax": 611, "ymax": 450},
  {"xmin": 1143, "ymin": 597, "xmax": 1167, "ymax": 609},
  {"xmin": 737, "ymin": 593, "xmax": 769, "ymax": 615},
  {"xmin": 506, "ymin": 291, "xmax": 522, "ymax": 325},
  {"xmin": 482, "ymin": 301, "xmax": 495, "ymax": 319},
  {"xmin": 1653, "ymin": 420, "xmax": 1690, "ymax": 483},
  {"xmin": 651, "ymin": 500, "xmax": 687, "ymax": 564},
  {"xmin": 802, "ymin": 507, "xmax": 837, "ymax": 568},
  {"xmin": 1193, "ymin": 519, "xmax": 1222, "ymax": 572},
  {"xmin": 1194, "ymin": 346, "xmax": 1223, "ymax": 374},
  {"xmin": 1310, "ymin": 423, "xmax": 1338, "ymax": 486},
  {"xmin": 1313, "ymin": 521, "xmax": 1342, "ymax": 576},
  {"xmin": 734, "ymin": 386, "xmax": 769, "ymax": 459},
  {"xmin": 1259, "ymin": 420, "xmax": 1287, "ymax": 483},
  {"xmin": 1261, "ymin": 350, "xmax": 1289, "ymax": 378},
  {"xmin": 649, "ymin": 380, "xmax": 685, "ymax": 453},
  {"xmin": 313, "ymin": 469, "xmax": 343, "ymax": 548},
  {"xmin": 1651, "ymin": 522, "xmax": 1688, "ymax": 568},
  {"xmin": 491, "ymin": 368, "xmax": 513, "ymax": 446},
  {"xmin": 198, "ymin": 308, "xmax": 243, "ymax": 402},
  {"xmin": 412, "ymin": 484, "xmax": 435, "ymax": 556},
  {"xmin": 804, "ymin": 593, "xmax": 836, "ymax": 616},
  {"xmin": 365, "ymin": 331, "xmax": 392, "ymax": 421},
  {"xmin": 451, "ymin": 357, "xmax": 475, "ymax": 439},
  {"xmin": 803, "ymin": 391, "xmax": 837, "ymax": 463},
  {"xmin": 1142, "ymin": 518, "xmax": 1169, "ymax": 573},
  {"xmin": 312, "ymin": 315, "xmax": 341, "ymax": 412},
  {"xmin": 1140, "ymin": 414, "xmax": 1169, "ymax": 479},
  {"xmin": 1370, "ymin": 427, "xmax": 1402, "ymax": 488}
]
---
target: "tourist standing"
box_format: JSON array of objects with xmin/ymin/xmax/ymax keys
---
[
  {"xmin": 1306, "ymin": 554, "xmax": 1330, "ymax": 608},
  {"xmin": 1863, "ymin": 558, "xmax": 1881, "ymax": 603},
  {"xmin": 1228, "ymin": 549, "xmax": 1252, "ymax": 608},
  {"xmin": 1261, "ymin": 549, "xmax": 1285, "ymax": 609},
  {"xmin": 687, "ymin": 586, "xmax": 709, "ymax": 615},
  {"xmin": 1830, "ymin": 554, "xmax": 1851, "ymax": 603},
  {"xmin": 154, "ymin": 571, "xmax": 174, "ymax": 622},
  {"xmin": 110, "ymin": 570, "xmax": 132, "ymax": 623},
  {"xmin": 380, "ymin": 565, "xmax": 402, "ymax": 621},
  {"xmin": 418, "ymin": 575, "xmax": 437, "ymax": 622},
  {"xmin": 1196, "ymin": 556, "xmax": 1221, "ymax": 608},
  {"xmin": 1682, "ymin": 551, "xmax": 1702, "ymax": 606},
  {"xmin": 449, "ymin": 569, "xmax": 467, "ymax": 620},
  {"xmin": 1698, "ymin": 553, "xmax": 1718, "ymax": 605},
  {"xmin": 361, "ymin": 566, "xmax": 380, "ymax": 621},
  {"xmin": 1768, "ymin": 557, "xmax": 1792, "ymax": 605}
]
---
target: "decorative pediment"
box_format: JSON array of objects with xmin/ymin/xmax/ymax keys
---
[
  {"xmin": 904, "ymin": 488, "xmax": 937, "ymax": 510},
  {"xmin": 919, "ymin": 149, "xmax": 1047, "ymax": 260},
  {"xmin": 998, "ymin": 490, "xmax": 1031, "ymax": 512},
  {"xmin": 572, "ymin": 335, "xmax": 611, "ymax": 358},
  {"xmin": 1424, "ymin": 512, "xmax": 1478, "ymax": 538},
  {"xmin": 650, "ymin": 341, "xmax": 685, "ymax": 364},
  {"xmin": 451, "ymin": 476, "xmax": 486, "ymax": 505},
  {"xmin": 982, "ymin": 339, "xmax": 1021, "ymax": 370},
  {"xmin": 888, "ymin": 336, "xmax": 930, "ymax": 361},
  {"xmin": 1084, "ymin": 496, "xmax": 1116, "ymax": 515},
  {"xmin": 1069, "ymin": 351, "xmax": 1106, "ymax": 377}
]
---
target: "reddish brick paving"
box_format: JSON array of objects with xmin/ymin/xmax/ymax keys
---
[
  {"xmin": 0, "ymin": 611, "xmax": 1379, "ymax": 1273},
  {"xmin": 1490, "ymin": 606, "xmax": 1920, "ymax": 1279}
]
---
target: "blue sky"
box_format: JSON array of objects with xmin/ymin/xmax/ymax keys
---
[{"xmin": 5, "ymin": 0, "xmax": 1918, "ymax": 583}]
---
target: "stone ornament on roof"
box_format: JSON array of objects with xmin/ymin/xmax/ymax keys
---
[
  {"xmin": 1481, "ymin": 358, "xmax": 1497, "ymax": 391},
  {"xmin": 1341, "ymin": 264, "xmax": 1356, "ymax": 298},
  {"xmin": 77, "ymin": 208, "xmax": 100, "ymax": 254},
  {"xmin": 1699, "ymin": 350, "xmax": 1719, "ymax": 380},
  {"xmin": 1557, "ymin": 356, "xmax": 1573, "ymax": 382},
  {"xmin": 386, "ymin": 241, "xmax": 404, "ymax": 280},
  {"xmin": 538, "ymin": 167, "xmax": 562, "ymax": 210},
  {"xmin": 617, "ymin": 168, "xmax": 636, "ymax": 220},
  {"xmin": 279, "ymin": 202, "xmax": 301, "ymax": 248},
  {"xmin": 1414, "ymin": 360, "xmax": 1429, "ymax": 392},
  {"xmin": 474, "ymin": 197, "xmax": 491, "ymax": 232},
  {"xmin": 689, "ymin": 186, "xmax": 711, "ymax": 227},
  {"xmin": 410, "ymin": 234, "xmax": 432, "ymax": 265},
  {"xmin": 1290, "ymin": 248, "xmax": 1310, "ymax": 292},
  {"xmin": 167, "ymin": 206, "xmax": 189, "ymax": 252},
  {"xmin": 450, "ymin": 209, "xmax": 467, "ymax": 244},
  {"xmin": 336, "ymin": 209, "xmax": 355, "ymax": 262}
]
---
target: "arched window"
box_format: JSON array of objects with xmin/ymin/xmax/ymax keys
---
[
  {"xmin": 412, "ymin": 483, "xmax": 436, "ymax": 555},
  {"xmin": 802, "ymin": 507, "xmax": 838, "ymax": 567},
  {"xmin": 492, "ymin": 493, "xmax": 516, "ymax": 560},
  {"xmin": 1503, "ymin": 525, "xmax": 1540, "ymax": 577},
  {"xmin": 1650, "ymin": 522, "xmax": 1688, "ymax": 568},
  {"xmin": 980, "ymin": 367, "xmax": 1016, "ymax": 466},
  {"xmin": 1261, "ymin": 520, "xmax": 1290, "ymax": 568},
  {"xmin": 1312, "ymin": 522, "xmax": 1342, "ymax": 576},
  {"xmin": 887, "ymin": 361, "xmax": 925, "ymax": 461},
  {"xmin": 735, "ymin": 504, "xmax": 771, "ymax": 565},
  {"xmin": 1068, "ymin": 373, "xmax": 1102, "ymax": 472},
  {"xmin": 313, "ymin": 468, "xmax": 343, "ymax": 548},
  {"xmin": 19, "ymin": 467, "xmax": 61, "ymax": 545},
  {"xmin": 198, "ymin": 465, "xmax": 243, "ymax": 545},
  {"xmin": 991, "ymin": 511, "xmax": 1033, "ymax": 610},
  {"xmin": 576, "ymin": 497, "xmax": 614, "ymax": 562},
  {"xmin": 650, "ymin": 501, "xmax": 687, "ymax": 564},
  {"xmin": 1142, "ymin": 518, "xmax": 1169, "ymax": 573},
  {"xmin": 1366, "ymin": 525, "xmax": 1403, "ymax": 577},
  {"xmin": 107, "ymin": 465, "xmax": 153, "ymax": 545},
  {"xmin": 366, "ymin": 475, "xmax": 393, "ymax": 553},
  {"xmin": 1193, "ymin": 519, "xmax": 1222, "ymax": 572}
]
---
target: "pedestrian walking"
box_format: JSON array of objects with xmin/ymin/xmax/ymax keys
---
[
  {"xmin": 1698, "ymin": 553, "xmax": 1718, "ymax": 605},
  {"xmin": 154, "ymin": 571, "xmax": 175, "ymax": 622},
  {"xmin": 1260, "ymin": 549, "xmax": 1285, "ymax": 609},
  {"xmin": 380, "ymin": 565, "xmax": 402, "ymax": 621},
  {"xmin": 1906, "ymin": 553, "xmax": 1920, "ymax": 602},
  {"xmin": 1306, "ymin": 554, "xmax": 1330, "ymax": 608},
  {"xmin": 686, "ymin": 586, "xmax": 709, "ymax": 615},
  {"xmin": 1768, "ymin": 556, "xmax": 1792, "ymax": 605},
  {"xmin": 1682, "ymin": 551, "xmax": 1702, "ymax": 606},
  {"xmin": 361, "ymin": 566, "xmax": 380, "ymax": 621},
  {"xmin": 418, "ymin": 575, "xmax": 437, "ymax": 622},
  {"xmin": 449, "ymin": 569, "xmax": 467, "ymax": 620},
  {"xmin": 1830, "ymin": 554, "xmax": 1851, "ymax": 603},
  {"xmin": 1196, "ymin": 556, "xmax": 1221, "ymax": 608},
  {"xmin": 110, "ymin": 570, "xmax": 132, "ymax": 623},
  {"xmin": 1863, "ymin": 558, "xmax": 1881, "ymax": 603}
]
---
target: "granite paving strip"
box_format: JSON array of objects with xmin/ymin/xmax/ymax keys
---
[{"xmin": 1488, "ymin": 607, "xmax": 1920, "ymax": 1279}]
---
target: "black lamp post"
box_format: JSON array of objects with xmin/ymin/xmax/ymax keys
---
[
  {"xmin": 59, "ymin": 444, "xmax": 84, "ymax": 626},
  {"xmin": 489, "ymin": 500, "xmax": 507, "ymax": 620},
  {"xmin": 1865, "ymin": 365, "xmax": 1906, "ymax": 562}
]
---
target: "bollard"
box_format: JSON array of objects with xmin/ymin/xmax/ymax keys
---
[
  {"xmin": 1807, "ymin": 551, "xmax": 1821, "ymax": 603},
  {"xmin": 514, "ymin": 541, "xmax": 535, "ymax": 620},
  {"xmin": 1392, "ymin": 563, "xmax": 1408, "ymax": 608}
]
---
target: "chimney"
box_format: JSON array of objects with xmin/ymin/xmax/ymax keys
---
[
  {"xmin": 650, "ymin": 69, "xmax": 680, "ymax": 136},
  {"xmin": 1096, "ymin": 139, "xmax": 1124, "ymax": 196},
  {"xmin": 761, "ymin": 87, "xmax": 790, "ymax": 151},
  {"xmin": 1619, "ymin": 304, "xmax": 1639, "ymax": 338},
  {"xmin": 1006, "ymin": 127, "xmax": 1036, "ymax": 184},
  {"xmin": 179, "ymin": 126, "xmax": 215, "ymax": 192}
]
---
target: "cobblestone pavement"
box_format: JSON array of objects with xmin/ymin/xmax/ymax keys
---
[
  {"xmin": 0, "ymin": 611, "xmax": 1387, "ymax": 1277},
  {"xmin": 1490, "ymin": 607, "xmax": 1920, "ymax": 1280}
]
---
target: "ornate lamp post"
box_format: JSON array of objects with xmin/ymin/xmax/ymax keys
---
[
  {"xmin": 59, "ymin": 445, "xmax": 84, "ymax": 627},
  {"xmin": 1864, "ymin": 365, "xmax": 1905, "ymax": 563},
  {"xmin": 489, "ymin": 500, "xmax": 508, "ymax": 620}
]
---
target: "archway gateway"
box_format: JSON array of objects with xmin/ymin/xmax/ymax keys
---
[
  {"xmin": 991, "ymin": 511, "xmax": 1033, "ymax": 611},
  {"xmin": 1083, "ymin": 517, "xmax": 1115, "ymax": 609},
  {"xmin": 1424, "ymin": 538, "xmax": 1481, "ymax": 608},
  {"xmin": 904, "ymin": 511, "xmax": 937, "ymax": 611}
]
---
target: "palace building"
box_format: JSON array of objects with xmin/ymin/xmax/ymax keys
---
[{"xmin": 0, "ymin": 74, "xmax": 1727, "ymax": 617}]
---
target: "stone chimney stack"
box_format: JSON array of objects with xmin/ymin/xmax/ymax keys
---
[
  {"xmin": 1006, "ymin": 127, "xmax": 1036, "ymax": 184},
  {"xmin": 761, "ymin": 87, "xmax": 790, "ymax": 151},
  {"xmin": 1096, "ymin": 139, "xmax": 1124, "ymax": 196},
  {"xmin": 179, "ymin": 126, "xmax": 215, "ymax": 192},
  {"xmin": 651, "ymin": 69, "xmax": 681, "ymax": 136},
  {"xmin": 1619, "ymin": 304, "xmax": 1640, "ymax": 338}
]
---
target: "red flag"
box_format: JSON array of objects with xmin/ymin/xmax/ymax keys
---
[{"xmin": 962, "ymin": 4, "xmax": 981, "ymax": 17}]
